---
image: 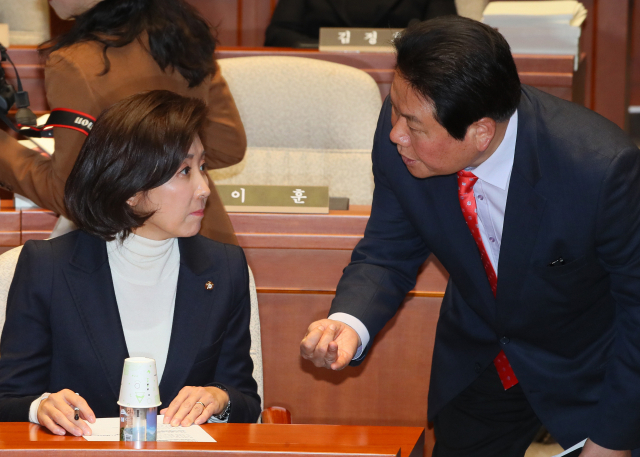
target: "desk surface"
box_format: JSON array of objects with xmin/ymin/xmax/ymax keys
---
[{"xmin": 0, "ymin": 422, "xmax": 424, "ymax": 457}]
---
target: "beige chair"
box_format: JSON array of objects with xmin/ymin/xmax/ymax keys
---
[
  {"xmin": 0, "ymin": 246, "xmax": 22, "ymax": 337},
  {"xmin": 211, "ymin": 56, "xmax": 382, "ymax": 205},
  {"xmin": 455, "ymin": 0, "xmax": 490, "ymax": 21},
  {"xmin": 0, "ymin": 0, "xmax": 50, "ymax": 45}
]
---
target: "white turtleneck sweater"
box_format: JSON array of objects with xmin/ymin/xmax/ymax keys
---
[
  {"xmin": 29, "ymin": 234, "xmax": 180, "ymax": 423},
  {"xmin": 106, "ymin": 234, "xmax": 180, "ymax": 381}
]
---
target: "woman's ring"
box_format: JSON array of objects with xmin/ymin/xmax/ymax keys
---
[{"xmin": 195, "ymin": 401, "xmax": 206, "ymax": 409}]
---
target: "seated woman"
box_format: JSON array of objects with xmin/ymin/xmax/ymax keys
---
[{"xmin": 0, "ymin": 90, "xmax": 260, "ymax": 436}]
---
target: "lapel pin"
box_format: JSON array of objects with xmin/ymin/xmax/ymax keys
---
[{"xmin": 205, "ymin": 281, "xmax": 214, "ymax": 290}]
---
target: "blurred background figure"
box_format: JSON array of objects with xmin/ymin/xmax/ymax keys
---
[
  {"xmin": 0, "ymin": 0, "xmax": 246, "ymax": 245},
  {"xmin": 264, "ymin": 0, "xmax": 457, "ymax": 48}
]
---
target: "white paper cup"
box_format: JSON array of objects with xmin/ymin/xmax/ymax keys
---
[{"xmin": 117, "ymin": 357, "xmax": 161, "ymax": 408}]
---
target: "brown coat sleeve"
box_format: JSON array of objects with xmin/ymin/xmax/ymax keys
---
[
  {"xmin": 0, "ymin": 52, "xmax": 100, "ymax": 216},
  {"xmin": 202, "ymin": 61, "xmax": 247, "ymax": 170},
  {"xmin": 199, "ymin": 62, "xmax": 245, "ymax": 245}
]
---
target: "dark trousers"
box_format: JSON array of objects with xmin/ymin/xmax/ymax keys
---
[{"xmin": 432, "ymin": 363, "xmax": 542, "ymax": 457}]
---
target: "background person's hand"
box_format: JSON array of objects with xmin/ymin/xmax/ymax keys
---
[
  {"xmin": 300, "ymin": 319, "xmax": 360, "ymax": 370},
  {"xmin": 579, "ymin": 439, "xmax": 631, "ymax": 457},
  {"xmin": 160, "ymin": 386, "xmax": 229, "ymax": 427},
  {"xmin": 37, "ymin": 389, "xmax": 95, "ymax": 436}
]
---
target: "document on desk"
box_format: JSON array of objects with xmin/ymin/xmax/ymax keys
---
[
  {"xmin": 552, "ymin": 439, "xmax": 587, "ymax": 457},
  {"xmin": 83, "ymin": 415, "xmax": 216, "ymax": 442}
]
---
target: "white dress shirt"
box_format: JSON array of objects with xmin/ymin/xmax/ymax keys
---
[{"xmin": 331, "ymin": 111, "xmax": 519, "ymax": 358}]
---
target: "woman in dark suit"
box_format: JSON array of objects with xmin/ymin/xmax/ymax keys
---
[
  {"xmin": 0, "ymin": 90, "xmax": 260, "ymax": 436},
  {"xmin": 264, "ymin": 0, "xmax": 457, "ymax": 48}
]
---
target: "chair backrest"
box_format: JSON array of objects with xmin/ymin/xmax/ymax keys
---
[
  {"xmin": 218, "ymin": 56, "xmax": 382, "ymax": 150},
  {"xmin": 0, "ymin": 246, "xmax": 23, "ymax": 338},
  {"xmin": 455, "ymin": 0, "xmax": 490, "ymax": 20},
  {"xmin": 246, "ymin": 265, "xmax": 264, "ymax": 412}
]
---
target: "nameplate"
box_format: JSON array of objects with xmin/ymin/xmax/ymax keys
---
[
  {"xmin": 217, "ymin": 185, "xmax": 329, "ymax": 214},
  {"xmin": 319, "ymin": 28, "xmax": 403, "ymax": 52}
]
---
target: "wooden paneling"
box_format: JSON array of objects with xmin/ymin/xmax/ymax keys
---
[
  {"xmin": 259, "ymin": 292, "xmax": 439, "ymax": 453},
  {"xmin": 184, "ymin": 0, "xmax": 275, "ymax": 47},
  {"xmin": 630, "ymin": 0, "xmax": 640, "ymax": 107},
  {"xmin": 0, "ymin": 209, "xmax": 21, "ymax": 252},
  {"xmin": 238, "ymin": 0, "xmax": 275, "ymax": 46},
  {"xmin": 22, "ymin": 208, "xmax": 58, "ymax": 230},
  {"xmin": 186, "ymin": 0, "xmax": 240, "ymax": 47},
  {"xmin": 589, "ymin": 0, "xmax": 632, "ymax": 128}
]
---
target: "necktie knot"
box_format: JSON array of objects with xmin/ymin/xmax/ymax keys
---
[{"xmin": 457, "ymin": 170, "xmax": 478, "ymax": 195}]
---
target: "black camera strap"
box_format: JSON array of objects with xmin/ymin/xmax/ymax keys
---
[{"xmin": 19, "ymin": 108, "xmax": 96, "ymax": 138}]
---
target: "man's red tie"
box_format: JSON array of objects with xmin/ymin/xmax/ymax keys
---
[{"xmin": 457, "ymin": 170, "xmax": 518, "ymax": 390}]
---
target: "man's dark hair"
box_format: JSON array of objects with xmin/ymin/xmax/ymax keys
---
[
  {"xmin": 394, "ymin": 16, "xmax": 521, "ymax": 140},
  {"xmin": 65, "ymin": 90, "xmax": 207, "ymax": 241},
  {"xmin": 40, "ymin": 0, "xmax": 217, "ymax": 88}
]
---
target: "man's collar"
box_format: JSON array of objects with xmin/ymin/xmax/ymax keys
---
[{"xmin": 467, "ymin": 110, "xmax": 518, "ymax": 191}]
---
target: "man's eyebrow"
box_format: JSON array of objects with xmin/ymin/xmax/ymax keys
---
[
  {"xmin": 389, "ymin": 96, "xmax": 423, "ymax": 126},
  {"xmin": 402, "ymin": 113, "xmax": 422, "ymax": 125}
]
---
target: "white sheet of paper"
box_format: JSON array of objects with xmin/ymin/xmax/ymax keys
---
[
  {"xmin": 552, "ymin": 438, "xmax": 587, "ymax": 457},
  {"xmin": 83, "ymin": 415, "xmax": 216, "ymax": 442}
]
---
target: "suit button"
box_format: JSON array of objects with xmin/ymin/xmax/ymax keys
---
[
  {"xmin": 500, "ymin": 336, "xmax": 510, "ymax": 344},
  {"xmin": 474, "ymin": 362, "xmax": 482, "ymax": 373}
]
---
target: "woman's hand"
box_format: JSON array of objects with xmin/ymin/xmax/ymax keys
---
[
  {"xmin": 160, "ymin": 386, "xmax": 229, "ymax": 427},
  {"xmin": 37, "ymin": 389, "xmax": 95, "ymax": 436}
]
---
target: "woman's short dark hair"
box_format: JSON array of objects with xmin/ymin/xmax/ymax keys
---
[
  {"xmin": 40, "ymin": 0, "xmax": 217, "ymax": 88},
  {"xmin": 65, "ymin": 90, "xmax": 208, "ymax": 241},
  {"xmin": 394, "ymin": 16, "xmax": 521, "ymax": 140}
]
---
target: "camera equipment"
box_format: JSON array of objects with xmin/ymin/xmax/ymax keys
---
[
  {"xmin": 0, "ymin": 45, "xmax": 94, "ymax": 138},
  {"xmin": 0, "ymin": 44, "xmax": 37, "ymax": 130}
]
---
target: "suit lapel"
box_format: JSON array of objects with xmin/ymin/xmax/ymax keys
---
[
  {"xmin": 159, "ymin": 236, "xmax": 220, "ymax": 404},
  {"xmin": 62, "ymin": 232, "xmax": 129, "ymax": 400},
  {"xmin": 425, "ymin": 173, "xmax": 497, "ymax": 322},
  {"xmin": 326, "ymin": 0, "xmax": 351, "ymax": 26},
  {"xmin": 326, "ymin": 0, "xmax": 405, "ymax": 26},
  {"xmin": 496, "ymin": 89, "xmax": 547, "ymax": 330},
  {"xmin": 372, "ymin": 0, "xmax": 404, "ymax": 25}
]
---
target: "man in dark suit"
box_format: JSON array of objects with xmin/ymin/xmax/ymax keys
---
[
  {"xmin": 264, "ymin": 0, "xmax": 456, "ymax": 48},
  {"xmin": 300, "ymin": 16, "xmax": 640, "ymax": 457}
]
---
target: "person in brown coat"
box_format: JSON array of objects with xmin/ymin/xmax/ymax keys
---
[{"xmin": 0, "ymin": 0, "xmax": 245, "ymax": 245}]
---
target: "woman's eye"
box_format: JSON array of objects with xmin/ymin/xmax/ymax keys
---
[
  {"xmin": 199, "ymin": 163, "xmax": 207, "ymax": 172},
  {"xmin": 179, "ymin": 166, "xmax": 190, "ymax": 175}
]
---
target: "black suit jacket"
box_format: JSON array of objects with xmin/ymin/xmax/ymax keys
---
[
  {"xmin": 0, "ymin": 231, "xmax": 261, "ymax": 423},
  {"xmin": 330, "ymin": 86, "xmax": 640, "ymax": 450},
  {"xmin": 264, "ymin": 0, "xmax": 457, "ymax": 47}
]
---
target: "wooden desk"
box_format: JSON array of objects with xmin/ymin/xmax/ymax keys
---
[{"xmin": 0, "ymin": 422, "xmax": 425, "ymax": 457}]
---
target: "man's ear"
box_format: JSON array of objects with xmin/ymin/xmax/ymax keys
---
[{"xmin": 472, "ymin": 117, "xmax": 497, "ymax": 152}]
